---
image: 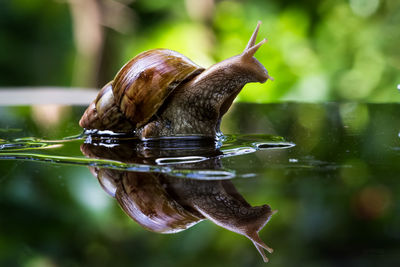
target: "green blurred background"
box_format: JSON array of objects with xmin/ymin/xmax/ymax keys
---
[{"xmin": 1, "ymin": 0, "xmax": 400, "ymax": 102}]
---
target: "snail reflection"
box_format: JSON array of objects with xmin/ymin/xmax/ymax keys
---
[{"xmin": 81, "ymin": 138, "xmax": 276, "ymax": 262}]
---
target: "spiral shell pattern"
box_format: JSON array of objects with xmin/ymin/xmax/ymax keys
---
[
  {"xmin": 113, "ymin": 49, "xmax": 204, "ymax": 128},
  {"xmin": 79, "ymin": 49, "xmax": 204, "ymax": 132}
]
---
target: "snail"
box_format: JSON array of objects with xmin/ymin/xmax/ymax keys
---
[
  {"xmin": 81, "ymin": 139, "xmax": 277, "ymax": 262},
  {"xmin": 79, "ymin": 22, "xmax": 272, "ymax": 139}
]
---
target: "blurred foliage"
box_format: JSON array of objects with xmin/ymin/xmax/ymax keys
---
[{"xmin": 1, "ymin": 0, "xmax": 400, "ymax": 102}]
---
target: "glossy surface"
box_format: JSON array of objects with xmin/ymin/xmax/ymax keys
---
[{"xmin": 1, "ymin": 103, "xmax": 400, "ymax": 266}]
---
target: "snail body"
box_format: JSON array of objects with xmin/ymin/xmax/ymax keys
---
[{"xmin": 80, "ymin": 22, "xmax": 272, "ymax": 139}]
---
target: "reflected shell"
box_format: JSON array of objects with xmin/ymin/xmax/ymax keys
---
[{"xmin": 116, "ymin": 172, "xmax": 204, "ymax": 233}]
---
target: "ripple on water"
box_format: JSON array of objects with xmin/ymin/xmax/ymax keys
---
[{"xmin": 0, "ymin": 133, "xmax": 295, "ymax": 180}]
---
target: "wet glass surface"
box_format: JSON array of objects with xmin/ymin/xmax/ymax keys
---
[{"xmin": 1, "ymin": 103, "xmax": 400, "ymax": 266}]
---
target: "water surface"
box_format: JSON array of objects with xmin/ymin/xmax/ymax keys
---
[{"xmin": 1, "ymin": 103, "xmax": 400, "ymax": 266}]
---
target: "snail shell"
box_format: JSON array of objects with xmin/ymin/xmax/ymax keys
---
[
  {"xmin": 80, "ymin": 49, "xmax": 204, "ymax": 132},
  {"xmin": 78, "ymin": 82, "xmax": 134, "ymax": 132}
]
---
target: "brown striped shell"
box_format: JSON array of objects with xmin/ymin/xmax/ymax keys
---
[
  {"xmin": 78, "ymin": 82, "xmax": 135, "ymax": 132},
  {"xmin": 79, "ymin": 49, "xmax": 204, "ymax": 132},
  {"xmin": 113, "ymin": 49, "xmax": 204, "ymax": 128}
]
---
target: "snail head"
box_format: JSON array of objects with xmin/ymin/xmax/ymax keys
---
[
  {"xmin": 238, "ymin": 21, "xmax": 273, "ymax": 84},
  {"xmin": 209, "ymin": 21, "xmax": 272, "ymax": 87}
]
